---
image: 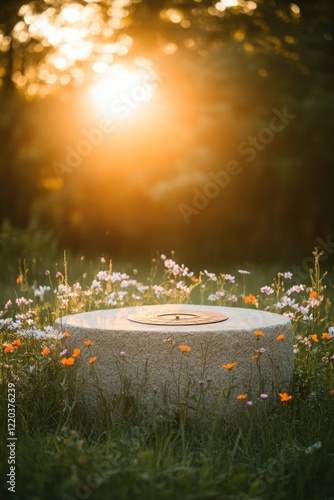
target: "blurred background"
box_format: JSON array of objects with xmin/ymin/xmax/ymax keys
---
[{"xmin": 0, "ymin": 0, "xmax": 333, "ymax": 278}]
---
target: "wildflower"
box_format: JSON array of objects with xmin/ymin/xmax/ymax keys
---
[
  {"xmin": 179, "ymin": 345, "xmax": 191, "ymax": 353},
  {"xmin": 283, "ymin": 272, "xmax": 293, "ymax": 279},
  {"xmin": 310, "ymin": 334, "xmax": 318, "ymax": 343},
  {"xmin": 238, "ymin": 270, "xmax": 250, "ymax": 275},
  {"xmin": 84, "ymin": 341, "xmax": 93, "ymax": 346},
  {"xmin": 88, "ymin": 356, "xmax": 97, "ymax": 364},
  {"xmin": 62, "ymin": 357, "xmax": 75, "ymax": 366},
  {"xmin": 257, "ymin": 348, "xmax": 266, "ymax": 354},
  {"xmin": 13, "ymin": 339, "xmax": 22, "ymax": 346},
  {"xmin": 63, "ymin": 332, "xmax": 71, "ymax": 338},
  {"xmin": 322, "ymin": 333, "xmax": 331, "ymax": 340},
  {"xmin": 198, "ymin": 380, "xmax": 205, "ymax": 386},
  {"xmin": 244, "ymin": 294, "xmax": 257, "ymax": 304},
  {"xmin": 277, "ymin": 334, "xmax": 285, "ymax": 341},
  {"xmin": 120, "ymin": 351, "xmax": 126, "ymax": 358},
  {"xmin": 251, "ymin": 355, "xmax": 259, "ymax": 360},
  {"xmin": 204, "ymin": 270, "xmax": 217, "ymax": 281},
  {"xmin": 55, "ymin": 272, "xmax": 62, "ymax": 278},
  {"xmin": 16, "ymin": 276, "xmax": 22, "ymax": 284},
  {"xmin": 260, "ymin": 286, "xmax": 274, "ymax": 295},
  {"xmin": 305, "ymin": 441, "xmax": 322, "ymax": 455},
  {"xmin": 4, "ymin": 344, "xmax": 14, "ymax": 353},
  {"xmin": 222, "ymin": 362, "xmax": 237, "ymax": 370},
  {"xmin": 279, "ymin": 392, "xmax": 292, "ymax": 402},
  {"xmin": 330, "ymin": 355, "xmax": 334, "ymax": 362},
  {"xmin": 237, "ymin": 394, "xmax": 247, "ymax": 400},
  {"xmin": 41, "ymin": 348, "xmax": 51, "ymax": 356},
  {"xmin": 45, "ymin": 270, "xmax": 50, "ymax": 276},
  {"xmin": 260, "ymin": 394, "xmax": 269, "ymax": 399},
  {"xmin": 72, "ymin": 348, "xmax": 81, "ymax": 358},
  {"xmin": 224, "ymin": 274, "xmax": 235, "ymax": 283},
  {"xmin": 254, "ymin": 330, "xmax": 264, "ymax": 337},
  {"xmin": 163, "ymin": 337, "xmax": 172, "ymax": 343},
  {"xmin": 5, "ymin": 299, "xmax": 12, "ymax": 309},
  {"xmin": 246, "ymin": 401, "xmax": 253, "ymax": 407},
  {"xmin": 309, "ymin": 291, "xmax": 317, "ymax": 299},
  {"xmin": 59, "ymin": 349, "xmax": 67, "ymax": 357}
]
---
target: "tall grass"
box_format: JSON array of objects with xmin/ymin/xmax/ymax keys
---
[{"xmin": 0, "ymin": 249, "xmax": 333, "ymax": 500}]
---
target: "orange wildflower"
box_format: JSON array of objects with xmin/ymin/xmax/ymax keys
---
[
  {"xmin": 179, "ymin": 345, "xmax": 191, "ymax": 353},
  {"xmin": 4, "ymin": 344, "xmax": 14, "ymax": 353},
  {"xmin": 63, "ymin": 332, "xmax": 71, "ymax": 338},
  {"xmin": 13, "ymin": 339, "xmax": 22, "ymax": 346},
  {"xmin": 309, "ymin": 291, "xmax": 317, "ymax": 299},
  {"xmin": 251, "ymin": 355, "xmax": 259, "ymax": 360},
  {"xmin": 237, "ymin": 394, "xmax": 248, "ymax": 400},
  {"xmin": 279, "ymin": 392, "xmax": 293, "ymax": 402},
  {"xmin": 254, "ymin": 330, "xmax": 264, "ymax": 337},
  {"xmin": 16, "ymin": 276, "xmax": 22, "ymax": 284},
  {"xmin": 84, "ymin": 341, "xmax": 93, "ymax": 346},
  {"xmin": 222, "ymin": 362, "xmax": 237, "ymax": 370},
  {"xmin": 244, "ymin": 294, "xmax": 257, "ymax": 304},
  {"xmin": 322, "ymin": 333, "xmax": 331, "ymax": 340},
  {"xmin": 276, "ymin": 334, "xmax": 285, "ymax": 341},
  {"xmin": 88, "ymin": 356, "xmax": 97, "ymax": 364},
  {"xmin": 310, "ymin": 334, "xmax": 318, "ymax": 343},
  {"xmin": 41, "ymin": 348, "xmax": 51, "ymax": 356},
  {"xmin": 72, "ymin": 348, "xmax": 81, "ymax": 358},
  {"xmin": 62, "ymin": 357, "xmax": 75, "ymax": 366}
]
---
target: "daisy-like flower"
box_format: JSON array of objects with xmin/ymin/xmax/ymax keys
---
[
  {"xmin": 254, "ymin": 330, "xmax": 264, "ymax": 337},
  {"xmin": 222, "ymin": 362, "xmax": 237, "ymax": 370},
  {"xmin": 279, "ymin": 392, "xmax": 292, "ymax": 402},
  {"xmin": 260, "ymin": 286, "xmax": 274, "ymax": 295},
  {"xmin": 237, "ymin": 393, "xmax": 247, "ymax": 400},
  {"xmin": 41, "ymin": 348, "xmax": 51, "ymax": 356},
  {"xmin": 276, "ymin": 334, "xmax": 285, "ymax": 341},
  {"xmin": 179, "ymin": 345, "xmax": 191, "ymax": 353},
  {"xmin": 88, "ymin": 356, "xmax": 97, "ymax": 364},
  {"xmin": 84, "ymin": 341, "xmax": 93, "ymax": 346},
  {"xmin": 246, "ymin": 401, "xmax": 253, "ymax": 407}
]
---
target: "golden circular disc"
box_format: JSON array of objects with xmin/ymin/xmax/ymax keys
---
[{"xmin": 127, "ymin": 310, "xmax": 228, "ymax": 326}]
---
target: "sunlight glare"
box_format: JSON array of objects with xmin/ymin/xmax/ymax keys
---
[{"xmin": 88, "ymin": 64, "xmax": 154, "ymax": 119}]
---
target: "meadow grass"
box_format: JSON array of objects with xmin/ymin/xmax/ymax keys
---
[{"xmin": 0, "ymin": 249, "xmax": 334, "ymax": 500}]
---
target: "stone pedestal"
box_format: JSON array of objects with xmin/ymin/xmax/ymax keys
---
[{"xmin": 55, "ymin": 304, "xmax": 293, "ymax": 421}]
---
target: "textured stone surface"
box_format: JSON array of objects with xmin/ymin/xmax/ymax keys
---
[{"xmin": 55, "ymin": 304, "xmax": 293, "ymax": 419}]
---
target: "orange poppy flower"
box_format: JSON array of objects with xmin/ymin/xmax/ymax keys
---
[
  {"xmin": 62, "ymin": 357, "xmax": 75, "ymax": 366},
  {"xmin": 237, "ymin": 394, "xmax": 248, "ymax": 400},
  {"xmin": 179, "ymin": 345, "xmax": 191, "ymax": 353},
  {"xmin": 251, "ymin": 355, "xmax": 259, "ymax": 360},
  {"xmin": 88, "ymin": 356, "xmax": 97, "ymax": 364},
  {"xmin": 310, "ymin": 334, "xmax": 318, "ymax": 343},
  {"xmin": 244, "ymin": 294, "xmax": 257, "ymax": 304},
  {"xmin": 279, "ymin": 392, "xmax": 292, "ymax": 402},
  {"xmin": 16, "ymin": 276, "xmax": 22, "ymax": 284},
  {"xmin": 72, "ymin": 348, "xmax": 81, "ymax": 358},
  {"xmin": 4, "ymin": 344, "xmax": 14, "ymax": 353},
  {"xmin": 254, "ymin": 330, "xmax": 264, "ymax": 337},
  {"xmin": 84, "ymin": 341, "xmax": 93, "ymax": 346},
  {"xmin": 322, "ymin": 333, "xmax": 331, "ymax": 340},
  {"xmin": 309, "ymin": 291, "xmax": 317, "ymax": 299},
  {"xmin": 222, "ymin": 362, "xmax": 237, "ymax": 370},
  {"xmin": 276, "ymin": 334, "xmax": 285, "ymax": 341},
  {"xmin": 13, "ymin": 339, "xmax": 22, "ymax": 346},
  {"xmin": 41, "ymin": 348, "xmax": 51, "ymax": 356},
  {"xmin": 63, "ymin": 332, "xmax": 71, "ymax": 338}
]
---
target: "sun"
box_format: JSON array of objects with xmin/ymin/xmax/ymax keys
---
[{"xmin": 88, "ymin": 64, "xmax": 154, "ymax": 120}]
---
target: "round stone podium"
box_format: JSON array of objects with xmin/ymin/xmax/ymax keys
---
[{"xmin": 55, "ymin": 304, "xmax": 293, "ymax": 420}]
